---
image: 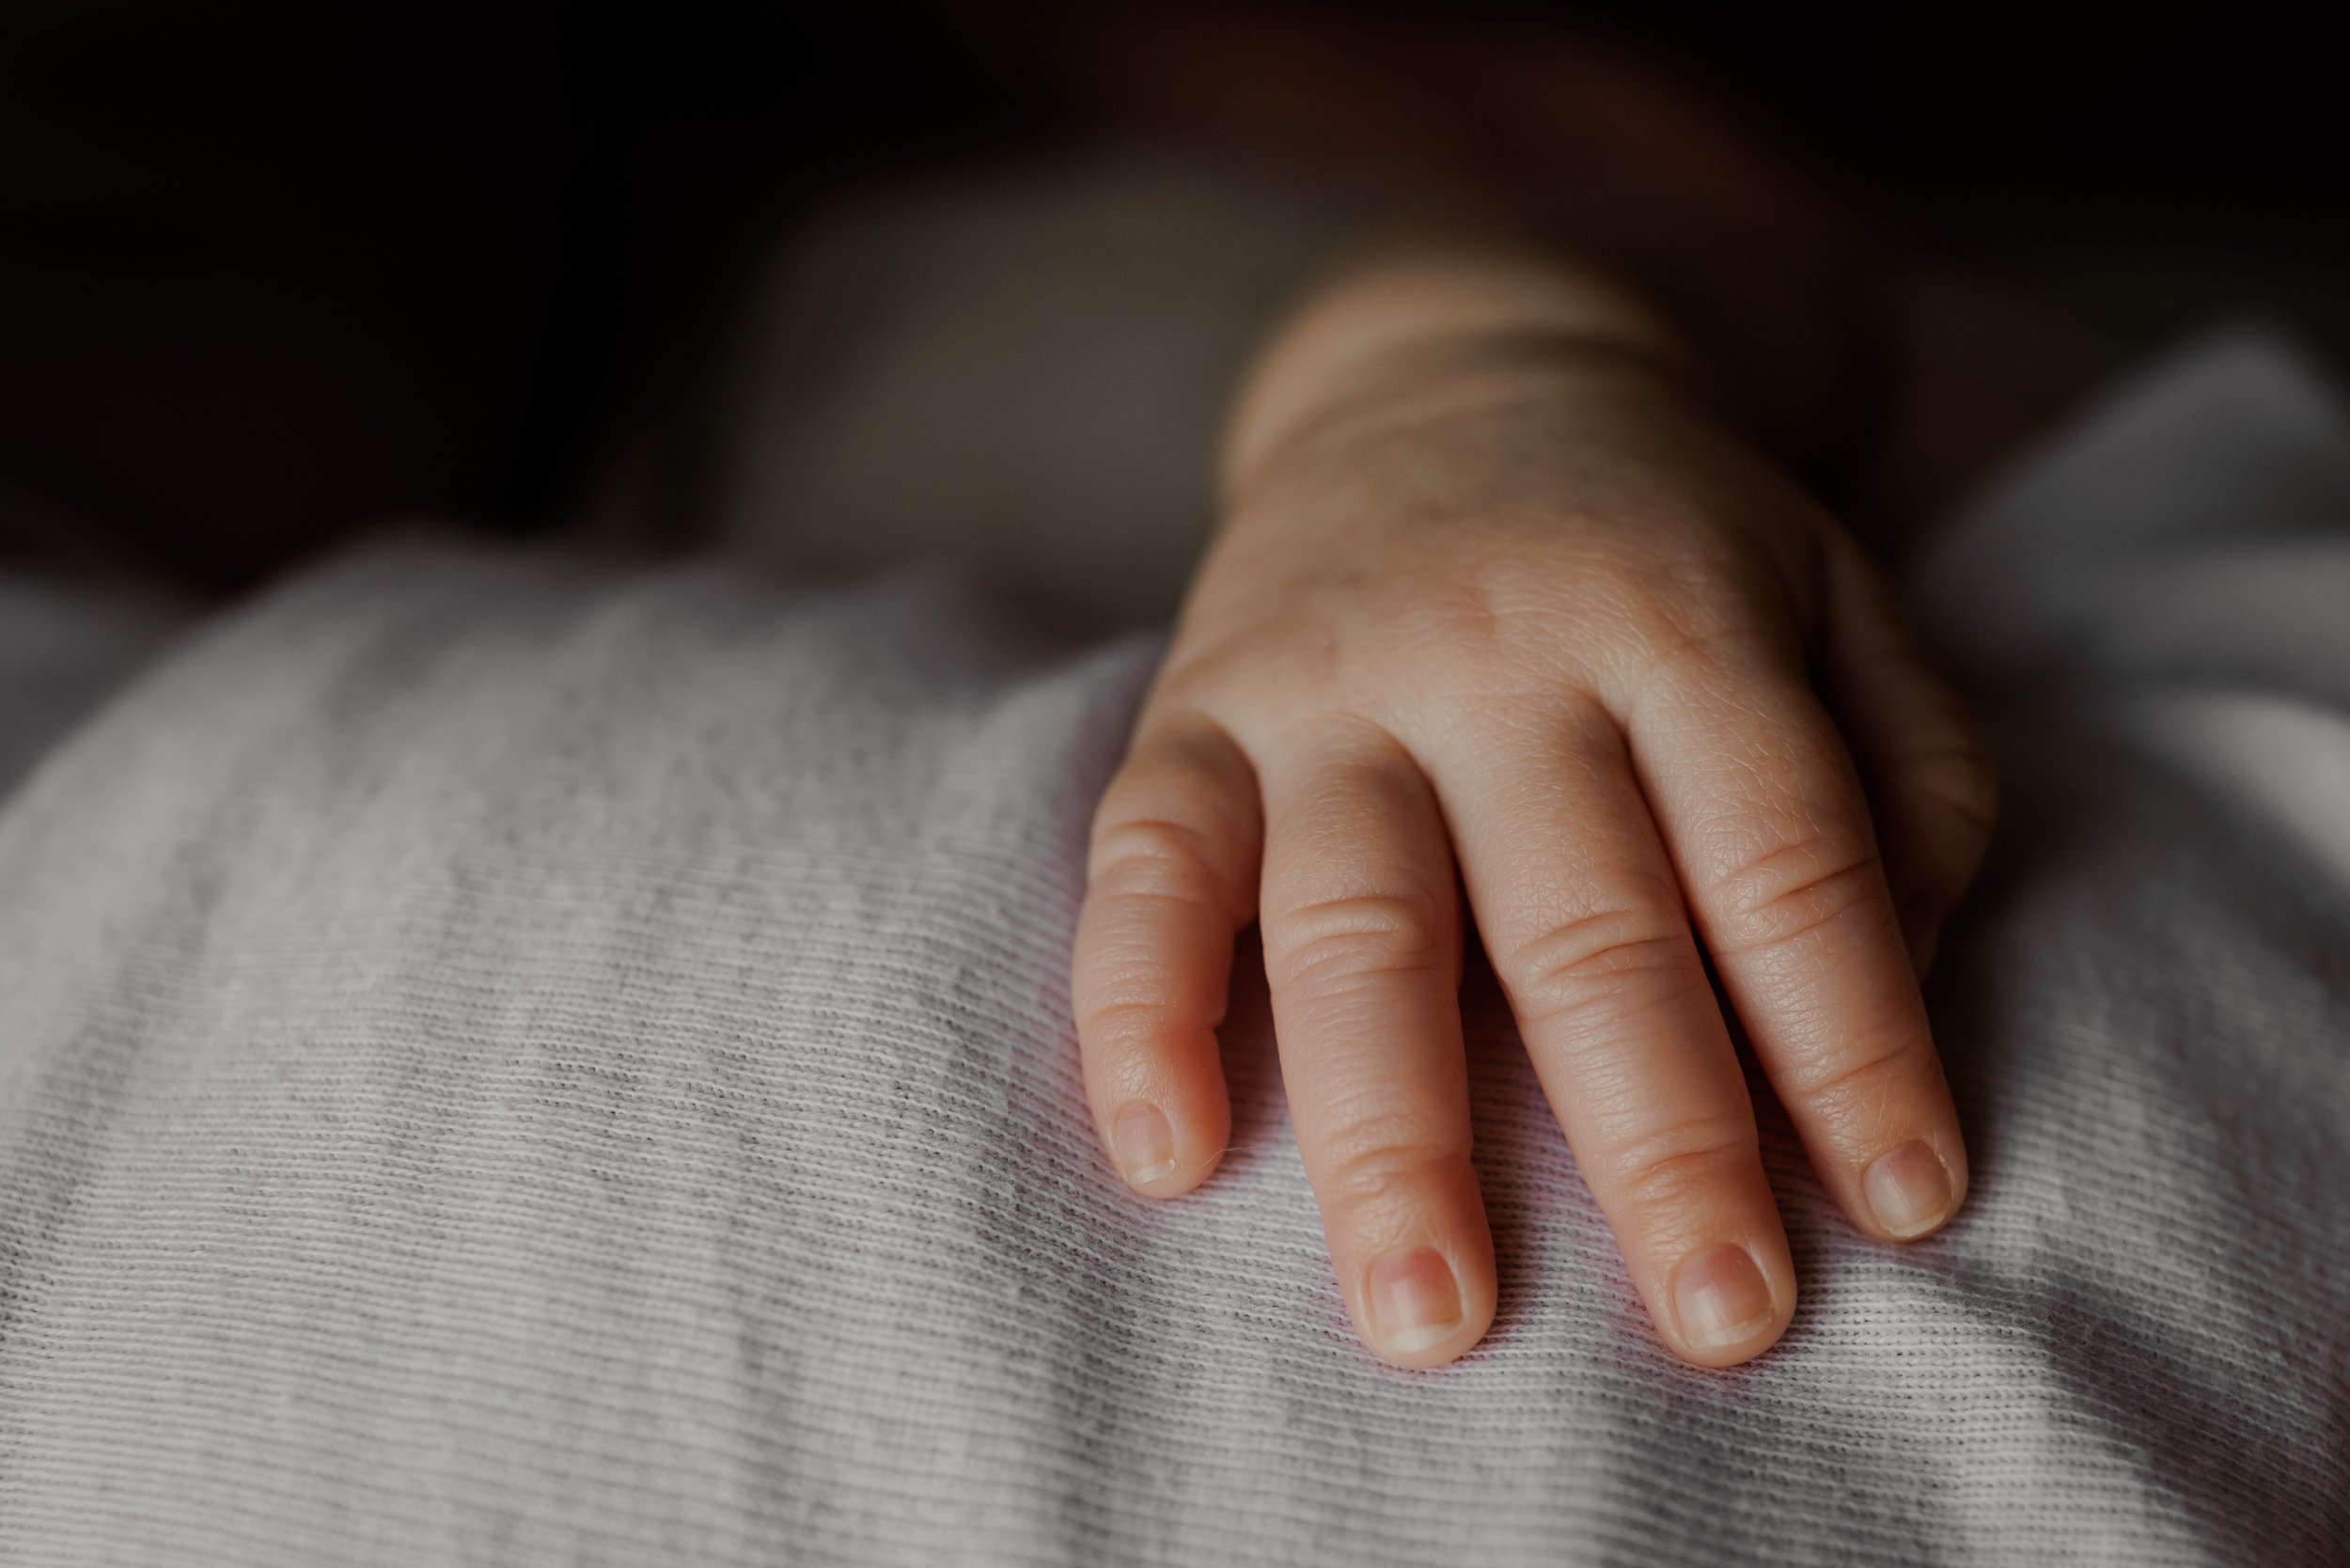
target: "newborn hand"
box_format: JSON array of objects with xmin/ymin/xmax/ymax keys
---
[{"xmin": 1070, "ymin": 257, "xmax": 1994, "ymax": 1368}]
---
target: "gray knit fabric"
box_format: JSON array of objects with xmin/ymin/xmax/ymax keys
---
[
  {"xmin": 0, "ymin": 576, "xmax": 181, "ymax": 802},
  {"xmin": 3, "ymin": 335, "xmax": 2348, "ymax": 1564}
]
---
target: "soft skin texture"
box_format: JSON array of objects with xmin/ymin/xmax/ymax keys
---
[{"xmin": 1071, "ymin": 251, "xmax": 1996, "ymax": 1369}]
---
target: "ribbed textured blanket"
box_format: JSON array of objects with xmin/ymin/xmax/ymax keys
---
[{"xmin": 1, "ymin": 335, "xmax": 2345, "ymax": 1564}]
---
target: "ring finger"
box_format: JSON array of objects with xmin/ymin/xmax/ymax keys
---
[{"xmin": 1422, "ymin": 693, "xmax": 1794, "ymax": 1367}]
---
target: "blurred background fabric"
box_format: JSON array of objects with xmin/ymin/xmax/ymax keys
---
[
  {"xmin": 3, "ymin": 1, "xmax": 2346, "ymax": 603},
  {"xmin": 682, "ymin": 154, "xmax": 1358, "ymax": 630}
]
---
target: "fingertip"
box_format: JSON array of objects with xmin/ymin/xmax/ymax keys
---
[
  {"xmin": 1120, "ymin": 1150, "xmax": 1228, "ymax": 1200},
  {"xmin": 1664, "ymin": 1240, "xmax": 1795, "ymax": 1368},
  {"xmin": 1858, "ymin": 1137, "xmax": 1966, "ymax": 1241},
  {"xmin": 1357, "ymin": 1240, "xmax": 1496, "ymax": 1370},
  {"xmin": 1108, "ymin": 1095, "xmax": 1230, "ymax": 1199},
  {"xmin": 1324, "ymin": 1159, "xmax": 1497, "ymax": 1370}
]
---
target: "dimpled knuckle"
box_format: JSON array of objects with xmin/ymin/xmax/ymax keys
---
[
  {"xmin": 1708, "ymin": 838, "xmax": 1884, "ymax": 958},
  {"xmin": 1156, "ymin": 624, "xmax": 1326, "ymax": 713},
  {"xmin": 1089, "ymin": 815, "xmax": 1230, "ymax": 907},
  {"xmin": 1626, "ymin": 606, "xmax": 1786, "ymax": 718},
  {"xmin": 1266, "ymin": 891, "xmax": 1449, "ymax": 991}
]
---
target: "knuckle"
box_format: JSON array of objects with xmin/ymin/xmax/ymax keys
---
[
  {"xmin": 1605, "ymin": 1115, "xmax": 1760, "ymax": 1215},
  {"xmin": 1783, "ymin": 1011, "xmax": 1935, "ymax": 1106},
  {"xmin": 1707, "ymin": 838, "xmax": 1886, "ymax": 957},
  {"xmin": 1429, "ymin": 552, "xmax": 1633, "ymax": 662},
  {"xmin": 1163, "ymin": 620, "xmax": 1340, "ymax": 712},
  {"xmin": 1310, "ymin": 1118, "xmax": 1467, "ymax": 1212},
  {"xmin": 1502, "ymin": 910, "xmax": 1704, "ymax": 1031},
  {"xmin": 1265, "ymin": 890, "xmax": 1450, "ymax": 989},
  {"xmin": 1405, "ymin": 570, "xmax": 1513, "ymax": 651},
  {"xmin": 1624, "ymin": 610, "xmax": 1791, "ymax": 719},
  {"xmin": 1072, "ymin": 994, "xmax": 1180, "ymax": 1047},
  {"xmin": 1089, "ymin": 815, "xmax": 1232, "ymax": 908},
  {"xmin": 1645, "ymin": 570, "xmax": 1765, "ymax": 650}
]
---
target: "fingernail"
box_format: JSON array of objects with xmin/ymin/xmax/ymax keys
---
[
  {"xmin": 1863, "ymin": 1139, "xmax": 1956, "ymax": 1238},
  {"xmin": 1112, "ymin": 1103, "xmax": 1178, "ymax": 1185},
  {"xmin": 1670, "ymin": 1243, "xmax": 1776, "ymax": 1353},
  {"xmin": 1366, "ymin": 1247, "xmax": 1464, "ymax": 1356}
]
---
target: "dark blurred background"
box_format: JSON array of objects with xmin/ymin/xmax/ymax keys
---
[{"xmin": 4, "ymin": 1, "xmax": 2342, "ymax": 589}]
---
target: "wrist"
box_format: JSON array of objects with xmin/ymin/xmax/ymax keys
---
[{"xmin": 1221, "ymin": 246, "xmax": 1699, "ymax": 504}]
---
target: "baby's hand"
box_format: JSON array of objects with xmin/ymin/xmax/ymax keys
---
[{"xmin": 1071, "ymin": 255, "xmax": 1994, "ymax": 1368}]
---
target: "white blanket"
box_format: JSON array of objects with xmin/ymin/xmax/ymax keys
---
[{"xmin": 1, "ymin": 334, "xmax": 2345, "ymax": 1564}]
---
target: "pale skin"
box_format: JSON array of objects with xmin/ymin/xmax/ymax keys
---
[{"xmin": 1069, "ymin": 249, "xmax": 1997, "ymax": 1369}]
